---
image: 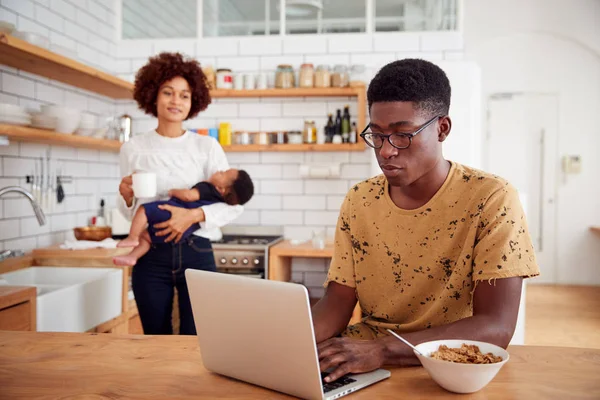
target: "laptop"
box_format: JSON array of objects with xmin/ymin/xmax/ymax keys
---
[{"xmin": 186, "ymin": 269, "xmax": 390, "ymax": 400}]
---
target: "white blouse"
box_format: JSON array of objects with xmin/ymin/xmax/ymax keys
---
[{"xmin": 117, "ymin": 130, "xmax": 243, "ymax": 241}]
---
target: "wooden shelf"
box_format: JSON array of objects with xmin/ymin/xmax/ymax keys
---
[
  {"xmin": 210, "ymin": 86, "xmax": 364, "ymax": 98},
  {"xmin": 211, "ymin": 86, "xmax": 367, "ymax": 129},
  {"xmin": 0, "ymin": 125, "xmax": 365, "ymax": 153},
  {"xmin": 0, "ymin": 34, "xmax": 133, "ymax": 99},
  {"xmin": 0, "ymin": 124, "xmax": 122, "ymax": 152},
  {"xmin": 222, "ymin": 143, "xmax": 365, "ymax": 152}
]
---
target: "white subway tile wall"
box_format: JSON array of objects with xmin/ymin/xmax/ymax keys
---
[
  {"xmin": 0, "ymin": 0, "xmax": 463, "ymax": 292},
  {"xmin": 0, "ymin": 0, "xmax": 119, "ymax": 251}
]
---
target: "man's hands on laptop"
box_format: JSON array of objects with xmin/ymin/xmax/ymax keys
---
[{"xmin": 317, "ymin": 337, "xmax": 385, "ymax": 382}]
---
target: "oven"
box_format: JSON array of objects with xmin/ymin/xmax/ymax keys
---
[{"xmin": 211, "ymin": 228, "xmax": 283, "ymax": 279}]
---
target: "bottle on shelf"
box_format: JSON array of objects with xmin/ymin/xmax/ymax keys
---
[
  {"xmin": 341, "ymin": 105, "xmax": 351, "ymax": 143},
  {"xmin": 325, "ymin": 113, "xmax": 334, "ymax": 143},
  {"xmin": 350, "ymin": 122, "xmax": 357, "ymax": 144},
  {"xmin": 335, "ymin": 109, "xmax": 342, "ymax": 137}
]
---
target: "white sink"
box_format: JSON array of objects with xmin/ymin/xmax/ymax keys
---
[{"xmin": 0, "ymin": 267, "xmax": 122, "ymax": 332}]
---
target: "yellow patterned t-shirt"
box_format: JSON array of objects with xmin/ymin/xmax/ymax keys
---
[{"xmin": 325, "ymin": 162, "xmax": 539, "ymax": 339}]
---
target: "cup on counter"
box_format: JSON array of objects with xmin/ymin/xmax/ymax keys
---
[{"xmin": 132, "ymin": 172, "xmax": 157, "ymax": 198}]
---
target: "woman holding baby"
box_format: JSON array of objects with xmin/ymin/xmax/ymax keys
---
[{"xmin": 117, "ymin": 52, "xmax": 251, "ymax": 335}]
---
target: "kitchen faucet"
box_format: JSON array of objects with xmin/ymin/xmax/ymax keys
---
[
  {"xmin": 0, "ymin": 186, "xmax": 46, "ymax": 262},
  {"xmin": 0, "ymin": 186, "xmax": 46, "ymax": 225}
]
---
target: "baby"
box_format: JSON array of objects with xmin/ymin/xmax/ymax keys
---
[{"xmin": 113, "ymin": 169, "xmax": 254, "ymax": 266}]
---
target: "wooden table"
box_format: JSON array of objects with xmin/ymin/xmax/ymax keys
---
[{"xmin": 0, "ymin": 331, "xmax": 598, "ymax": 399}]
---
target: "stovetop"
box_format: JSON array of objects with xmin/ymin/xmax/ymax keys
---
[{"xmin": 212, "ymin": 234, "xmax": 283, "ymax": 248}]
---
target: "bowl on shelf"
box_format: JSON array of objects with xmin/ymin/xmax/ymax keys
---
[
  {"xmin": 73, "ymin": 226, "xmax": 112, "ymax": 241},
  {"xmin": 41, "ymin": 105, "xmax": 81, "ymax": 134},
  {"xmin": 30, "ymin": 113, "xmax": 57, "ymax": 130},
  {"xmin": 414, "ymin": 339, "xmax": 509, "ymax": 394}
]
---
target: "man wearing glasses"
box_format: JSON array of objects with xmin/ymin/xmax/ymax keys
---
[{"xmin": 313, "ymin": 59, "xmax": 539, "ymax": 383}]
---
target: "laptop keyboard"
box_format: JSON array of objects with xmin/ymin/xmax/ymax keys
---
[{"xmin": 321, "ymin": 373, "xmax": 357, "ymax": 393}]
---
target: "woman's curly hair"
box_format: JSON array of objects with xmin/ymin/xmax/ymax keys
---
[{"xmin": 133, "ymin": 52, "xmax": 211, "ymax": 120}]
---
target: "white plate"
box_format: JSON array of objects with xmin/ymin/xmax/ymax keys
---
[
  {"xmin": 0, "ymin": 116, "xmax": 31, "ymax": 126},
  {"xmin": 0, "ymin": 103, "xmax": 28, "ymax": 116}
]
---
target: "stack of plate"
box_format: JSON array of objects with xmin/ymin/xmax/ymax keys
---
[
  {"xmin": 30, "ymin": 112, "xmax": 57, "ymax": 130},
  {"xmin": 0, "ymin": 103, "xmax": 32, "ymax": 126},
  {"xmin": 76, "ymin": 113, "xmax": 97, "ymax": 136}
]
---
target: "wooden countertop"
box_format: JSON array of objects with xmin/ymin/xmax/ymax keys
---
[
  {"xmin": 591, "ymin": 227, "xmax": 600, "ymax": 235},
  {"xmin": 270, "ymin": 239, "xmax": 334, "ymax": 258},
  {"xmin": 1, "ymin": 331, "xmax": 598, "ymax": 399},
  {"xmin": 0, "ymin": 286, "xmax": 36, "ymax": 310},
  {"xmin": 31, "ymin": 245, "xmax": 130, "ymax": 268}
]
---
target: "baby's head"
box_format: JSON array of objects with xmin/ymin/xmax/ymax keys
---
[{"xmin": 209, "ymin": 169, "xmax": 254, "ymax": 205}]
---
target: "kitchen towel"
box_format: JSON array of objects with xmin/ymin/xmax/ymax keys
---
[{"xmin": 60, "ymin": 238, "xmax": 118, "ymax": 250}]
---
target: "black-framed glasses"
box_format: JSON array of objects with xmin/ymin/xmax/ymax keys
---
[{"xmin": 360, "ymin": 115, "xmax": 441, "ymax": 150}]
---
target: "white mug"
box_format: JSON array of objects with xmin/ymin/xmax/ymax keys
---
[
  {"xmin": 132, "ymin": 172, "xmax": 157, "ymax": 198},
  {"xmin": 234, "ymin": 73, "xmax": 244, "ymax": 90},
  {"xmin": 256, "ymin": 72, "xmax": 268, "ymax": 89},
  {"xmin": 243, "ymin": 73, "xmax": 255, "ymax": 90}
]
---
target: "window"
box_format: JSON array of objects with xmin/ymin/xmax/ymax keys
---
[
  {"xmin": 122, "ymin": 0, "xmax": 197, "ymax": 39},
  {"xmin": 203, "ymin": 0, "xmax": 280, "ymax": 37},
  {"xmin": 375, "ymin": 0, "xmax": 459, "ymax": 32},
  {"xmin": 285, "ymin": 0, "xmax": 366, "ymax": 35},
  {"xmin": 120, "ymin": 0, "xmax": 460, "ymax": 40}
]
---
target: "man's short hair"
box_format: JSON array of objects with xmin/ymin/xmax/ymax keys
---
[{"xmin": 367, "ymin": 59, "xmax": 451, "ymax": 116}]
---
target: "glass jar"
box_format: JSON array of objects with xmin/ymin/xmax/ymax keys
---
[
  {"xmin": 314, "ymin": 65, "xmax": 331, "ymax": 88},
  {"xmin": 331, "ymin": 65, "xmax": 349, "ymax": 87},
  {"xmin": 275, "ymin": 64, "xmax": 295, "ymax": 89},
  {"xmin": 303, "ymin": 120, "xmax": 316, "ymax": 144},
  {"xmin": 349, "ymin": 64, "xmax": 366, "ymax": 87},
  {"xmin": 299, "ymin": 63, "xmax": 315, "ymax": 88},
  {"xmin": 287, "ymin": 130, "xmax": 303, "ymax": 144},
  {"xmin": 216, "ymin": 68, "xmax": 233, "ymax": 89}
]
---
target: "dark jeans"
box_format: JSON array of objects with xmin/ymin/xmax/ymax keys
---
[{"xmin": 132, "ymin": 235, "xmax": 216, "ymax": 335}]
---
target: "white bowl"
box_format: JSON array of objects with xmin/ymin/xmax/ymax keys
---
[
  {"xmin": 55, "ymin": 116, "xmax": 81, "ymax": 134},
  {"xmin": 414, "ymin": 339, "xmax": 509, "ymax": 394},
  {"xmin": 41, "ymin": 104, "xmax": 80, "ymax": 117}
]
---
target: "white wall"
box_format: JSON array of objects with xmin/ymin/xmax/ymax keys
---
[
  {"xmin": 0, "ymin": 0, "xmax": 121, "ymax": 251},
  {"xmin": 463, "ymin": 0, "xmax": 600, "ymax": 285}
]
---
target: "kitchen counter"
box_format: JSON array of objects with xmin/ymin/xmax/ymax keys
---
[
  {"xmin": 0, "ymin": 286, "xmax": 36, "ymax": 331},
  {"xmin": 0, "ymin": 247, "xmax": 135, "ymax": 334},
  {"xmin": 0, "ymin": 331, "xmax": 598, "ymax": 399},
  {"xmin": 31, "ymin": 245, "xmax": 130, "ymax": 268},
  {"xmin": 269, "ymin": 239, "xmax": 334, "ymax": 281},
  {"xmin": 268, "ymin": 240, "xmax": 363, "ymax": 324}
]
